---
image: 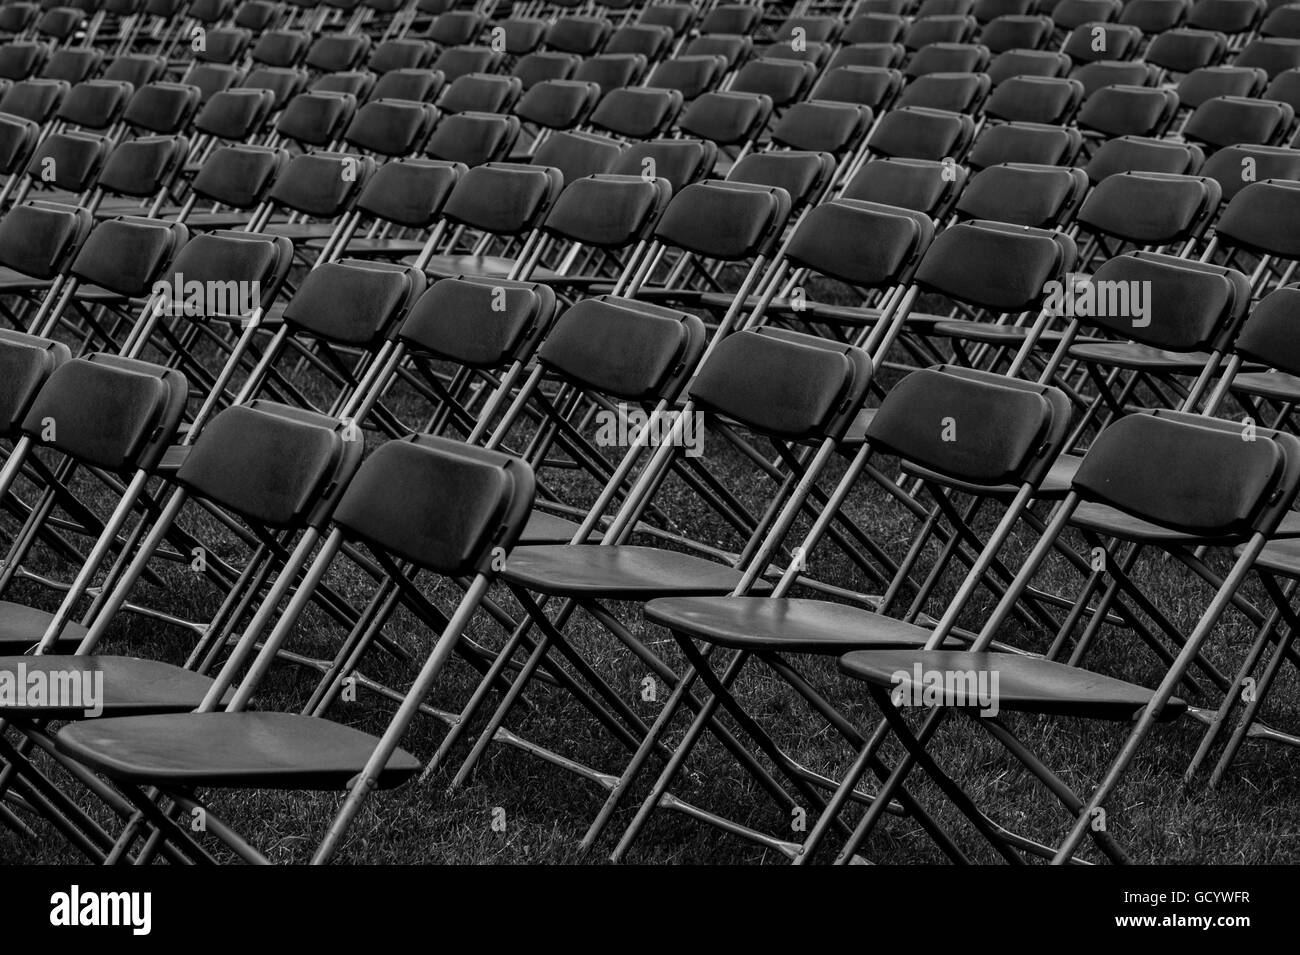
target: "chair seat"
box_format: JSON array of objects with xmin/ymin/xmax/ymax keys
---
[
  {"xmin": 0, "ymin": 655, "xmax": 222, "ymax": 718},
  {"xmin": 0, "ymin": 601, "xmax": 85, "ymax": 651},
  {"xmin": 838, "ymin": 648, "xmax": 1187, "ymax": 720},
  {"xmin": 152, "ymin": 209, "xmax": 256, "ymax": 230},
  {"xmin": 420, "ymin": 254, "xmax": 562, "ymax": 283},
  {"xmin": 501, "ymin": 544, "xmax": 770, "ymax": 599},
  {"xmin": 263, "ymin": 221, "xmax": 343, "ymax": 243},
  {"xmin": 0, "ymin": 268, "xmax": 52, "ymax": 292},
  {"xmin": 56, "ymin": 711, "xmax": 421, "ymax": 789},
  {"xmin": 931, "ymin": 320, "xmax": 1104, "ymax": 346},
  {"xmin": 1067, "ymin": 341, "xmax": 1210, "ymax": 371},
  {"xmin": 1068, "ymin": 499, "xmax": 1228, "ymax": 544},
  {"xmin": 520, "ymin": 509, "xmax": 602, "ymax": 544},
  {"xmin": 307, "ymin": 236, "xmax": 428, "ymax": 257},
  {"xmin": 903, "ymin": 451, "xmax": 1082, "ymax": 499},
  {"xmin": 1230, "ymin": 370, "xmax": 1300, "ymax": 404},
  {"xmin": 644, "ymin": 596, "xmax": 962, "ymax": 652}
]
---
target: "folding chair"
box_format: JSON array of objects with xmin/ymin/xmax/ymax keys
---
[
  {"xmin": 438, "ymin": 326, "xmax": 878, "ymax": 828},
  {"xmin": 0, "ymin": 351, "xmax": 187, "ymax": 659},
  {"xmin": 55, "ymin": 433, "xmax": 536, "ymax": 864},
  {"xmin": 811, "ymin": 409, "xmax": 1300, "ymax": 864},
  {"xmin": 605, "ymin": 363, "xmax": 1076, "ymax": 861}
]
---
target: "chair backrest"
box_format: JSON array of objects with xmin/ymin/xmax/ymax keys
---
[
  {"xmin": 542, "ymin": 173, "xmax": 670, "ymax": 250},
  {"xmin": 354, "ymin": 156, "xmax": 462, "ymax": 230},
  {"xmin": 610, "ymin": 137, "xmax": 717, "ymax": 192},
  {"xmin": 0, "ymin": 114, "xmax": 39, "ymax": 176},
  {"xmin": 1183, "ymin": 94, "xmax": 1295, "ymax": 149},
  {"xmin": 1213, "ymin": 178, "xmax": 1300, "ymax": 259},
  {"xmin": 529, "ymin": 129, "xmax": 623, "ymax": 184},
  {"xmin": 866, "ymin": 365, "xmax": 1072, "ymax": 487},
  {"xmin": 1085, "ymin": 135, "xmax": 1204, "ymax": 183},
  {"xmin": 1232, "ymin": 284, "xmax": 1300, "ymax": 374},
  {"xmin": 0, "ymin": 328, "xmax": 68, "ymax": 437},
  {"xmin": 21, "ymin": 353, "xmax": 187, "ymax": 473},
  {"xmin": 645, "ymin": 54, "xmax": 727, "ymax": 99},
  {"xmin": 955, "ymin": 162, "xmax": 1089, "ymax": 228},
  {"xmin": 56, "ymin": 79, "xmax": 132, "ymax": 131},
  {"xmin": 276, "ymin": 90, "xmax": 357, "ymax": 147},
  {"xmin": 987, "ymin": 50, "xmax": 1072, "ymax": 86},
  {"xmin": 771, "ymin": 100, "xmax": 873, "ymax": 155},
  {"xmin": 0, "ymin": 77, "xmax": 67, "ymax": 122},
  {"xmin": 397, "ymin": 275, "xmax": 557, "ymax": 370},
  {"xmin": 265, "ymin": 151, "xmax": 374, "ymax": 218},
  {"xmin": 369, "ymin": 68, "xmax": 444, "ymax": 103},
  {"xmin": 1071, "ymin": 250, "xmax": 1251, "ymax": 351},
  {"xmin": 588, "ymin": 86, "xmax": 682, "ymax": 140},
  {"xmin": 278, "ymin": 259, "xmax": 423, "ymax": 349},
  {"xmin": 156, "ymin": 229, "xmax": 293, "ymax": 319},
  {"xmin": 1077, "ymin": 84, "xmax": 1180, "ymax": 138},
  {"xmin": 967, "ymin": 121, "xmax": 1082, "ymax": 168},
  {"xmin": 332, "ymin": 435, "xmax": 535, "ymax": 577},
  {"xmin": 306, "ymin": 34, "xmax": 371, "ymax": 74},
  {"xmin": 122, "ymin": 82, "xmax": 200, "ymax": 134},
  {"xmin": 914, "ymin": 219, "xmax": 1076, "ymax": 311},
  {"xmin": 1201, "ymin": 143, "xmax": 1300, "ymax": 200},
  {"xmin": 813, "ymin": 64, "xmax": 904, "ymax": 107},
  {"xmin": 652, "ymin": 180, "xmax": 791, "ymax": 261},
  {"xmin": 783, "ymin": 197, "xmax": 936, "ymax": 288},
  {"xmin": 195, "ymin": 88, "xmax": 277, "ymax": 141},
  {"xmin": 438, "ymin": 71, "xmax": 521, "ymax": 114},
  {"xmin": 689, "ymin": 327, "xmax": 873, "ymax": 444},
  {"xmin": 727, "ymin": 151, "xmax": 837, "ymax": 211},
  {"xmin": 0, "ymin": 201, "xmax": 92, "ymax": 281},
  {"xmin": 344, "ymin": 98, "xmax": 439, "ymax": 156},
  {"xmin": 425, "ymin": 111, "xmax": 520, "ymax": 166},
  {"xmin": 537, "ymin": 296, "xmax": 705, "ymax": 403},
  {"xmin": 178, "ymin": 401, "xmax": 363, "ymax": 530},
  {"xmin": 985, "ymin": 75, "xmax": 1083, "ymax": 124},
  {"xmin": 369, "ymin": 38, "xmax": 435, "ymax": 74},
  {"xmin": 868, "ymin": 105, "xmax": 975, "ymax": 161},
  {"xmin": 678, "ymin": 90, "xmax": 772, "ymax": 147},
  {"xmin": 843, "ymin": 156, "xmax": 967, "ymax": 216},
  {"xmin": 1075, "ymin": 171, "xmax": 1221, "ymax": 245},
  {"xmin": 1146, "ymin": 27, "xmax": 1228, "ymax": 73},
  {"xmin": 439, "ymin": 161, "xmax": 563, "ymax": 236},
  {"xmin": 1178, "ymin": 65, "xmax": 1268, "ymax": 109},
  {"xmin": 190, "ymin": 144, "xmax": 286, "ymax": 210},
  {"xmin": 1072, "ymin": 409, "xmax": 1300, "ymax": 538},
  {"xmin": 514, "ymin": 78, "xmax": 600, "ymax": 130},
  {"xmin": 70, "ymin": 216, "xmax": 189, "ymax": 299}
]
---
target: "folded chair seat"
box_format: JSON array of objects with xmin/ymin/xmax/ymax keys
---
[
  {"xmin": 57, "ymin": 711, "xmax": 422, "ymax": 789},
  {"xmin": 0, "ymin": 655, "xmax": 223, "ymax": 718},
  {"xmin": 839, "ymin": 649, "xmax": 1188, "ymax": 720},
  {"xmin": 644, "ymin": 596, "xmax": 965, "ymax": 653},
  {"xmin": 502, "ymin": 544, "xmax": 774, "ymax": 599}
]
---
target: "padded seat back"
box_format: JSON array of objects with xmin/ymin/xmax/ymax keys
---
[
  {"xmin": 21, "ymin": 353, "xmax": 187, "ymax": 473},
  {"xmin": 333, "ymin": 435, "xmax": 535, "ymax": 576}
]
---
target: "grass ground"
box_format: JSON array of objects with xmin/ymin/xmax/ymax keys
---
[{"xmin": 3, "ymin": 289, "xmax": 1300, "ymax": 866}]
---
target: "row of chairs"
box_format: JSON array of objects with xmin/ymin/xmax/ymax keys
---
[{"xmin": 1, "ymin": 0, "xmax": 1299, "ymax": 866}]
